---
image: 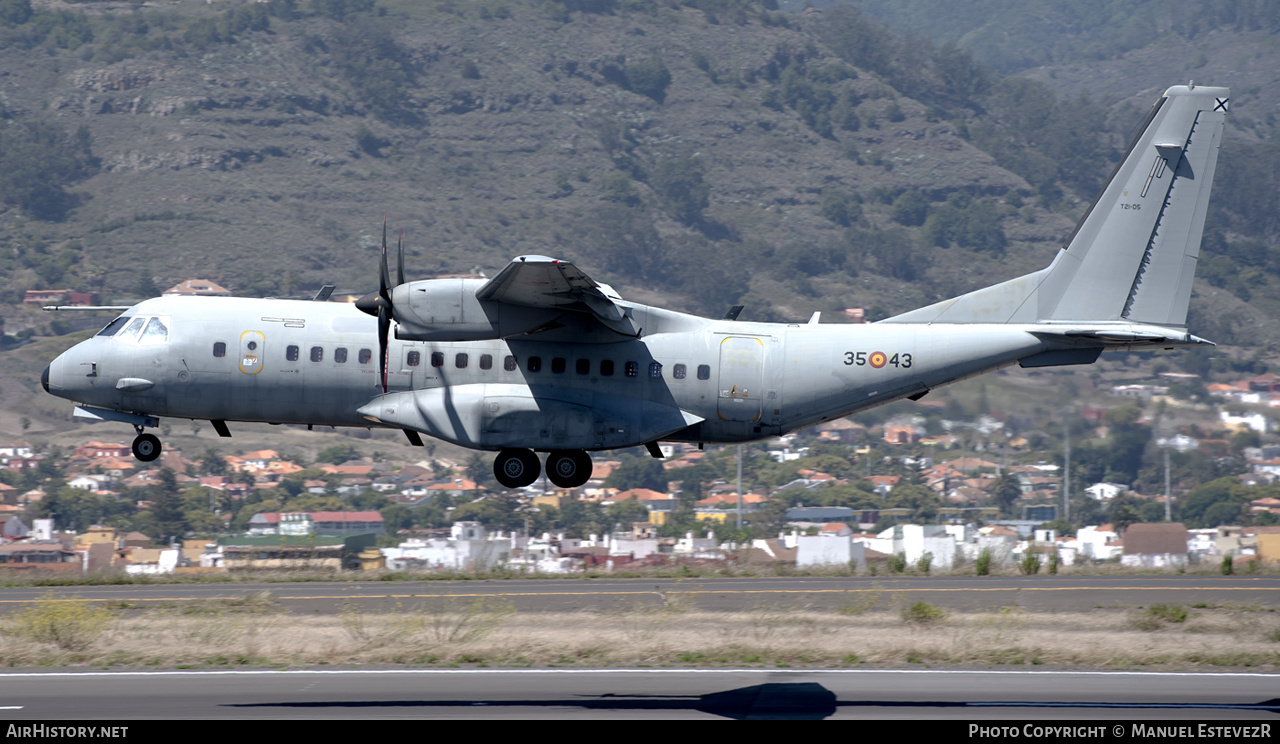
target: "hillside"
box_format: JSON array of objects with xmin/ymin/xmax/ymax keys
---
[
  {"xmin": 0, "ymin": 0, "xmax": 1058, "ymax": 317},
  {"xmin": 1, "ymin": 0, "xmax": 1278, "ymax": 443}
]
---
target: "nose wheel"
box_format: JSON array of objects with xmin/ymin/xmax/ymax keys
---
[
  {"xmin": 493, "ymin": 448, "xmax": 540, "ymax": 489},
  {"xmin": 545, "ymin": 450, "xmax": 593, "ymax": 489},
  {"xmin": 131, "ymin": 432, "xmax": 162, "ymax": 462}
]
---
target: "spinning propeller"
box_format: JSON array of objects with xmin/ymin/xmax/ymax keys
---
[{"xmin": 354, "ymin": 220, "xmax": 406, "ymax": 393}]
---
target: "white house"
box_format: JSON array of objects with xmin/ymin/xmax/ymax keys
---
[
  {"xmin": 902, "ymin": 524, "xmax": 958, "ymax": 570},
  {"xmin": 796, "ymin": 534, "xmax": 866, "ymax": 569},
  {"xmin": 124, "ymin": 548, "xmax": 180, "ymax": 575},
  {"xmin": 1076, "ymin": 526, "xmax": 1121, "ymax": 561},
  {"xmin": 380, "ymin": 521, "xmax": 512, "ymax": 571},
  {"xmin": 1220, "ymin": 411, "xmax": 1269, "ymax": 434},
  {"xmin": 67, "ymin": 474, "xmax": 115, "ymax": 492},
  {"xmin": 1085, "ymin": 482, "xmax": 1127, "ymax": 501}
]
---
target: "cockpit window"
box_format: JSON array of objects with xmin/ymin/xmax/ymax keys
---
[
  {"xmin": 120, "ymin": 316, "xmax": 147, "ymax": 340},
  {"xmin": 97, "ymin": 316, "xmax": 130, "ymax": 337},
  {"xmin": 139, "ymin": 317, "xmax": 169, "ymax": 344}
]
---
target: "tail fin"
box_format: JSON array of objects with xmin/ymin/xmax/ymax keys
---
[{"xmin": 884, "ymin": 84, "xmax": 1228, "ymax": 327}]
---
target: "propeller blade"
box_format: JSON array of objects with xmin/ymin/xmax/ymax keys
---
[
  {"xmin": 379, "ymin": 219, "xmax": 392, "ymax": 310},
  {"xmin": 378, "ymin": 306, "xmax": 390, "ymax": 394},
  {"xmin": 397, "ymin": 230, "xmax": 405, "ymax": 286}
]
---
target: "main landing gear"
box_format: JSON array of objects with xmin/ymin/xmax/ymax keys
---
[
  {"xmin": 131, "ymin": 428, "xmax": 162, "ymax": 462},
  {"xmin": 493, "ymin": 448, "xmax": 594, "ymax": 489}
]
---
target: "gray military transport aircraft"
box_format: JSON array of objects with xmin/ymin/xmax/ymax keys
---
[{"xmin": 42, "ymin": 84, "xmax": 1228, "ymax": 489}]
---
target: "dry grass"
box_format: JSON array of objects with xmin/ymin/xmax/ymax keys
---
[{"xmin": 1, "ymin": 594, "xmax": 1278, "ymax": 670}]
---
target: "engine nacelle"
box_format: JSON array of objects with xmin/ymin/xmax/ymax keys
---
[{"xmin": 390, "ymin": 278, "xmax": 562, "ymax": 341}]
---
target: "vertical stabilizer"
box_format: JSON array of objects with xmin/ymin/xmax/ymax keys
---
[
  {"xmin": 882, "ymin": 85, "xmax": 1227, "ymax": 327},
  {"xmin": 1036, "ymin": 84, "xmax": 1227, "ymax": 325}
]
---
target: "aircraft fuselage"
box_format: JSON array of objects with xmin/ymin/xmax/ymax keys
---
[{"xmin": 44, "ymin": 294, "xmax": 1052, "ymax": 451}]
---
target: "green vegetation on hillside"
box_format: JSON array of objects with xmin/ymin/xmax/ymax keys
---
[
  {"xmin": 831, "ymin": 0, "xmax": 1280, "ymax": 74},
  {"xmin": 0, "ymin": 0, "xmax": 1274, "ymax": 355}
]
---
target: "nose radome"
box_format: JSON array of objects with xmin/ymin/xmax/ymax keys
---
[{"xmin": 42, "ymin": 354, "xmax": 67, "ymax": 395}]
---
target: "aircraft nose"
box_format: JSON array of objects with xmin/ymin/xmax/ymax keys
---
[{"xmin": 42, "ymin": 352, "xmax": 69, "ymax": 396}]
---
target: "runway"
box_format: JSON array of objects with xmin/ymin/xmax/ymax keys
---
[
  {"xmin": 2, "ymin": 575, "xmax": 1277, "ymax": 614},
  {"xmin": 0, "ymin": 669, "xmax": 1276, "ymax": 720}
]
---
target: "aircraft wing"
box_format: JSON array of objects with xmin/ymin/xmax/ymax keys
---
[{"xmin": 476, "ymin": 255, "xmax": 639, "ymax": 337}]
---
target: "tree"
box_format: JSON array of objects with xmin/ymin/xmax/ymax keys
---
[
  {"xmin": 464, "ymin": 452, "xmax": 493, "ymax": 488},
  {"xmin": 348, "ymin": 490, "xmax": 390, "ymax": 511},
  {"xmin": 1108, "ymin": 493, "xmax": 1144, "ymax": 533},
  {"xmin": 380, "ymin": 503, "xmax": 414, "ymax": 533},
  {"xmin": 625, "ymin": 55, "xmax": 672, "ymax": 102},
  {"xmin": 0, "ymin": 118, "xmax": 97, "ymax": 221},
  {"xmin": 317, "ymin": 444, "xmax": 360, "ymax": 464},
  {"xmin": 820, "ymin": 189, "xmax": 862, "ymax": 227},
  {"xmin": 580, "ymin": 203, "xmax": 668, "ymax": 282},
  {"xmin": 312, "ymin": 0, "xmax": 374, "ymax": 21},
  {"xmin": 650, "ymin": 151, "xmax": 710, "ymax": 225},
  {"xmin": 990, "ymin": 474, "xmax": 1022, "ymax": 517},
  {"xmin": 603, "ymin": 499, "xmax": 649, "ymax": 529},
  {"xmin": 34, "ymin": 487, "xmax": 133, "ymax": 533},
  {"xmin": 559, "ymin": 499, "xmax": 606, "ymax": 539},
  {"xmin": 1180, "ymin": 477, "xmax": 1251, "ymax": 527},
  {"xmin": 890, "ymin": 190, "xmax": 929, "ymax": 227},
  {"xmin": 134, "ymin": 274, "xmax": 160, "ymax": 299},
  {"xmin": 885, "ymin": 483, "xmax": 942, "ymax": 521},
  {"xmin": 602, "ymin": 170, "xmax": 641, "ymax": 206},
  {"xmin": 147, "ymin": 468, "xmax": 189, "ymax": 543},
  {"xmin": 0, "ymin": 0, "xmax": 33, "ymax": 27},
  {"xmin": 199, "ymin": 449, "xmax": 228, "ymax": 476},
  {"xmin": 604, "ymin": 457, "xmax": 668, "ymax": 493}
]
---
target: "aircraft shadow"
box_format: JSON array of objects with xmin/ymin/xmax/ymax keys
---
[{"xmin": 225, "ymin": 683, "xmax": 1280, "ymax": 720}]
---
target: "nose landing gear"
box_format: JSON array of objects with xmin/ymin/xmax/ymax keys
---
[{"xmin": 131, "ymin": 427, "xmax": 162, "ymax": 462}]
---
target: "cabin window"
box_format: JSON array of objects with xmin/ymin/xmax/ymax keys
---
[
  {"xmin": 98, "ymin": 316, "xmax": 130, "ymax": 337},
  {"xmin": 310, "ymin": 346, "xmax": 323, "ymax": 363},
  {"xmin": 431, "ymin": 351, "xmax": 444, "ymax": 368},
  {"xmin": 358, "ymin": 348, "xmax": 372, "ymax": 364},
  {"xmin": 527, "ymin": 356, "xmax": 542, "ymax": 372},
  {"xmin": 455, "ymin": 353, "xmax": 468, "ymax": 369},
  {"xmin": 213, "ymin": 342, "xmax": 227, "ymax": 358},
  {"xmin": 697, "ymin": 364, "xmax": 710, "ymax": 380},
  {"xmin": 649, "ymin": 362, "xmax": 663, "ymax": 379},
  {"xmin": 625, "ymin": 361, "xmax": 638, "ymax": 378},
  {"xmin": 552, "ymin": 357, "xmax": 566, "ymax": 374},
  {"xmin": 335, "ymin": 347, "xmax": 348, "ymax": 364},
  {"xmin": 287, "ymin": 345, "xmax": 299, "ymax": 362},
  {"xmin": 673, "ymin": 363, "xmax": 686, "ymax": 379},
  {"xmin": 601, "ymin": 360, "xmax": 615, "ymax": 376},
  {"xmin": 407, "ymin": 351, "xmax": 421, "ymax": 367},
  {"xmin": 576, "ymin": 358, "xmax": 590, "ymax": 375},
  {"xmin": 480, "ymin": 354, "xmax": 493, "ymax": 370},
  {"xmin": 504, "ymin": 355, "xmax": 517, "ymax": 371}
]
